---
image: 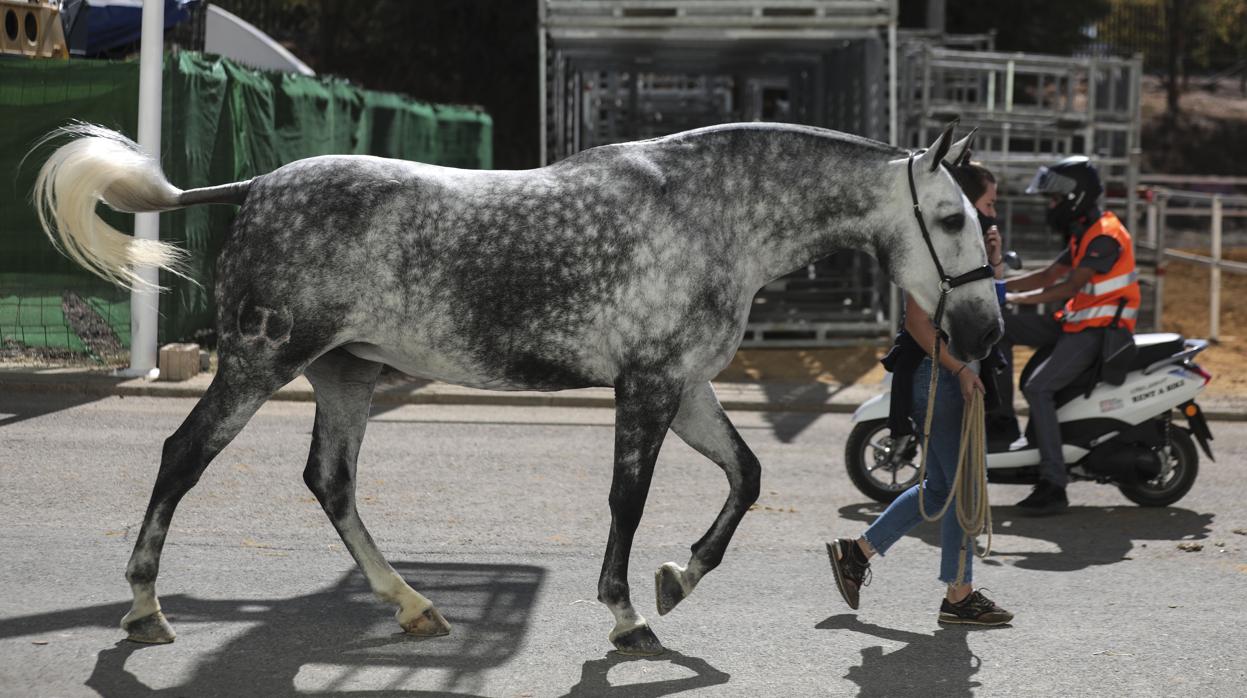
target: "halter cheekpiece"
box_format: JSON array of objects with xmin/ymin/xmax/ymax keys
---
[{"xmin": 906, "ymin": 151, "xmax": 994, "ymax": 337}]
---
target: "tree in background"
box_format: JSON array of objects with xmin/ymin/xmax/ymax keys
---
[{"xmin": 939, "ymin": 0, "xmax": 1112, "ymax": 54}]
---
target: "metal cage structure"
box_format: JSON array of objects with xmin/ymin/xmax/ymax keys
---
[
  {"xmin": 900, "ymin": 46, "xmax": 1145, "ymax": 262},
  {"xmin": 539, "ymin": 3, "xmax": 1148, "ymax": 344},
  {"xmin": 539, "ymin": 0, "xmax": 899, "ymax": 346}
]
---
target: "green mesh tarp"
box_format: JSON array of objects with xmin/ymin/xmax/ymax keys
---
[{"xmin": 0, "ymin": 51, "xmax": 492, "ymax": 350}]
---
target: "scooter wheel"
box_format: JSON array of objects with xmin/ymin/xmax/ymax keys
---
[
  {"xmin": 1118, "ymin": 426, "xmax": 1199, "ymax": 507},
  {"xmin": 845, "ymin": 419, "xmax": 921, "ymax": 503}
]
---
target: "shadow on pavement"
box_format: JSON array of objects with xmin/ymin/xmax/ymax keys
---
[
  {"xmin": 369, "ymin": 371, "xmax": 434, "ymax": 420},
  {"xmin": 0, "ymin": 389, "xmax": 111, "ymax": 428},
  {"xmin": 1, "ymin": 562, "xmax": 543, "ymax": 697},
  {"xmin": 760, "ymin": 383, "xmax": 836, "ymax": 443},
  {"xmin": 560, "ymin": 650, "xmax": 731, "ymax": 697},
  {"xmin": 817, "ymin": 613, "xmax": 1007, "ymax": 697},
  {"xmin": 837, "ymin": 502, "xmax": 1214, "ymax": 572}
]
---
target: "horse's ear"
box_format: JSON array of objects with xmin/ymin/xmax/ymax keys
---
[
  {"xmin": 918, "ymin": 120, "xmax": 958, "ymax": 173},
  {"xmin": 945, "ymin": 127, "xmax": 978, "ymax": 168}
]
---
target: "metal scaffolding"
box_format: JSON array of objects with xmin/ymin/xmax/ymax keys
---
[
  {"xmin": 539, "ymin": 0, "xmax": 899, "ymax": 346},
  {"xmin": 538, "ymin": 2, "xmax": 1147, "ymax": 345}
]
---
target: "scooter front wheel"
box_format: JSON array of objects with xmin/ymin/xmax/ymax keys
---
[
  {"xmin": 1117, "ymin": 426, "xmax": 1199, "ymax": 507},
  {"xmin": 845, "ymin": 419, "xmax": 922, "ymax": 503}
]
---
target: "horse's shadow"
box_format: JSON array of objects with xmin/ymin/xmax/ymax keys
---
[
  {"xmin": 1, "ymin": 561, "xmax": 729, "ymax": 697},
  {"xmin": 838, "ymin": 502, "xmax": 1214, "ymax": 571},
  {"xmin": 817, "ymin": 614, "xmax": 1002, "ymax": 698},
  {"xmin": 12, "ymin": 561, "xmax": 540, "ymax": 697},
  {"xmin": 560, "ymin": 650, "xmax": 731, "ymax": 698}
]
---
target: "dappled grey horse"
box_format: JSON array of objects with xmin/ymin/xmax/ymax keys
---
[{"xmin": 34, "ymin": 120, "xmax": 1001, "ymax": 654}]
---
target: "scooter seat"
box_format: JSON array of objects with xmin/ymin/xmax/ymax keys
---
[
  {"xmin": 1127, "ymin": 332, "xmax": 1185, "ymax": 372},
  {"xmin": 1036, "ymin": 333, "xmax": 1187, "ymax": 410}
]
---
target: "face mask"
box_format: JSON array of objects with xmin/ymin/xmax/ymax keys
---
[{"xmin": 977, "ymin": 210, "xmax": 997, "ymax": 234}]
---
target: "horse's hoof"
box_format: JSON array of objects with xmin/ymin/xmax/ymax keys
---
[
  {"xmin": 610, "ymin": 624, "xmax": 665, "ymax": 656},
  {"xmin": 122, "ymin": 610, "xmax": 176, "ymax": 644},
  {"xmin": 655, "ymin": 562, "xmax": 689, "ymax": 616},
  {"xmin": 399, "ymin": 606, "xmax": 451, "ymax": 637}
]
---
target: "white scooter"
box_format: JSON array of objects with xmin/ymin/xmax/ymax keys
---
[{"xmin": 846, "ymin": 332, "xmax": 1215, "ymax": 507}]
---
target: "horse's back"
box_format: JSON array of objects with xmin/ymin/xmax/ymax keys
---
[{"xmin": 216, "ymin": 145, "xmax": 745, "ymax": 390}]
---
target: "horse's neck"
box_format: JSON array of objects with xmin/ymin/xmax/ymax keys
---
[{"xmin": 661, "ymin": 131, "xmax": 894, "ymax": 286}]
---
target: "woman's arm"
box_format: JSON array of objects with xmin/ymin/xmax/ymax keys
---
[
  {"xmin": 904, "ymin": 294, "xmax": 986, "ymax": 399},
  {"xmin": 905, "ymin": 295, "xmax": 968, "ymax": 374}
]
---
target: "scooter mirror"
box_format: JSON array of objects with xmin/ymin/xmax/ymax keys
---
[{"xmin": 1004, "ymin": 250, "xmax": 1023, "ymax": 271}]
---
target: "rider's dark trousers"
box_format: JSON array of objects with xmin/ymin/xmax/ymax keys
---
[{"xmin": 997, "ymin": 313, "xmax": 1107, "ymax": 488}]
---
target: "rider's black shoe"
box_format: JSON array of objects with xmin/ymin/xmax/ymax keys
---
[{"xmin": 1016, "ymin": 481, "xmax": 1068, "ymax": 515}]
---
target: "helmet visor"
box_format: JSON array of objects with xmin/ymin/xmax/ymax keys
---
[{"xmin": 1025, "ymin": 166, "xmax": 1078, "ymax": 196}]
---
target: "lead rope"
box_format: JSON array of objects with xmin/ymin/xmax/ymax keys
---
[{"xmin": 915, "ymin": 333, "xmax": 994, "ymax": 585}]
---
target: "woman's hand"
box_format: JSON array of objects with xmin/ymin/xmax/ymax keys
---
[
  {"xmin": 956, "ymin": 364, "xmax": 985, "ymax": 402},
  {"xmin": 984, "ymin": 226, "xmax": 1003, "ymax": 266}
]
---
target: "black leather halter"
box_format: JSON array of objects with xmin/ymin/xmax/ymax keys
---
[{"xmin": 906, "ymin": 152, "xmax": 994, "ymax": 338}]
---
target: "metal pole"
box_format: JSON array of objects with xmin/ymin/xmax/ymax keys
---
[
  {"xmin": 125, "ymin": 0, "xmax": 164, "ymax": 379},
  {"xmin": 1155, "ymin": 195, "xmax": 1167, "ymax": 330},
  {"xmin": 537, "ymin": 0, "xmax": 547, "ymax": 167},
  {"xmin": 1210, "ymin": 194, "xmax": 1222, "ymax": 341},
  {"xmin": 887, "ymin": 9, "xmax": 900, "ymax": 338},
  {"xmin": 888, "ymin": 16, "xmax": 898, "ymax": 148},
  {"xmin": 1145, "ymin": 194, "xmax": 1158, "ymax": 248},
  {"xmin": 1146, "ymin": 195, "xmax": 1159, "ymax": 330}
]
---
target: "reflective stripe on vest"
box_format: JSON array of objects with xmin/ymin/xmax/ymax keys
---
[
  {"xmin": 1080, "ymin": 269, "xmax": 1139, "ymax": 296},
  {"xmin": 1062, "ymin": 304, "xmax": 1139, "ymax": 324}
]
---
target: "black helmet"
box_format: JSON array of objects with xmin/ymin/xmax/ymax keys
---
[{"xmin": 1025, "ymin": 155, "xmax": 1102, "ymax": 233}]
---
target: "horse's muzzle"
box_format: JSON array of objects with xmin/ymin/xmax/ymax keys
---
[{"xmin": 948, "ymin": 305, "xmax": 1004, "ymax": 361}]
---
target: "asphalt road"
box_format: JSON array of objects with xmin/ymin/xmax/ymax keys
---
[{"xmin": 1, "ymin": 393, "xmax": 1244, "ymax": 697}]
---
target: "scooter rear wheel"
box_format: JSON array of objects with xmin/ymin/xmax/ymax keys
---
[
  {"xmin": 845, "ymin": 419, "xmax": 922, "ymax": 503},
  {"xmin": 1117, "ymin": 426, "xmax": 1198, "ymax": 507}
]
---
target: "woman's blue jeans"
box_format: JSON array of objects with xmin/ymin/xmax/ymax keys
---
[{"xmin": 863, "ymin": 357, "xmax": 974, "ymax": 584}]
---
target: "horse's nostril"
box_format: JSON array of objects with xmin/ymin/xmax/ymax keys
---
[{"xmin": 981, "ymin": 324, "xmax": 1002, "ymax": 349}]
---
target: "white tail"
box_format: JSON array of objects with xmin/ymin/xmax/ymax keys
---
[{"xmin": 32, "ymin": 124, "xmax": 189, "ymax": 290}]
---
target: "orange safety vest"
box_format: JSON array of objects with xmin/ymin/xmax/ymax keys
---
[{"xmin": 1056, "ymin": 211, "xmax": 1141, "ymax": 333}]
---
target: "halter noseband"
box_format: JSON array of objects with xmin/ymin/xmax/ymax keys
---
[{"xmin": 906, "ymin": 152, "xmax": 994, "ymax": 338}]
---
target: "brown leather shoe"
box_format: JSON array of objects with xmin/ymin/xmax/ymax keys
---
[
  {"xmin": 827, "ymin": 538, "xmax": 872, "ymax": 610},
  {"xmin": 939, "ymin": 589, "xmax": 1014, "ymax": 626}
]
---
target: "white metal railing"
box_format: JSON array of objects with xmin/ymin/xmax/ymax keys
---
[{"xmin": 1144, "ymin": 188, "xmax": 1247, "ymax": 341}]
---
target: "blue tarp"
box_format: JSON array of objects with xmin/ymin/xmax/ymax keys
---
[{"xmin": 71, "ymin": 0, "xmax": 198, "ymax": 56}]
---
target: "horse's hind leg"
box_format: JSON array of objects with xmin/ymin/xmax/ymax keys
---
[
  {"xmin": 302, "ymin": 350, "xmax": 450, "ymax": 637},
  {"xmin": 654, "ymin": 381, "xmax": 761, "ymax": 616},
  {"xmin": 599, "ymin": 372, "xmax": 683, "ymax": 656},
  {"xmin": 121, "ymin": 353, "xmax": 302, "ymax": 643}
]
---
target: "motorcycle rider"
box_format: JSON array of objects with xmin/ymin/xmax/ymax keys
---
[{"xmin": 1001, "ymin": 156, "xmax": 1141, "ymax": 515}]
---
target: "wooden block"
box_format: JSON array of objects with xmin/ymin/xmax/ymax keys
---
[
  {"xmin": 159, "ymin": 343, "xmax": 201, "ymax": 382},
  {"xmin": 0, "ymin": 1, "xmax": 68, "ymax": 59}
]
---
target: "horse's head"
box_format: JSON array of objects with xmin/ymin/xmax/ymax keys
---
[{"xmin": 879, "ymin": 123, "xmax": 1003, "ymax": 361}]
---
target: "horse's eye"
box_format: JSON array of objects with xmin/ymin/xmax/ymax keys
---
[{"xmin": 940, "ymin": 213, "xmax": 965, "ymax": 231}]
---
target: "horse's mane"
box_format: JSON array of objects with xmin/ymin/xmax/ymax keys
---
[{"xmin": 652, "ymin": 122, "xmax": 906, "ymax": 157}]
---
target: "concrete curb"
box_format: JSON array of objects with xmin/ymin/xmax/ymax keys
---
[{"xmin": 2, "ymin": 369, "xmax": 1244, "ymax": 421}]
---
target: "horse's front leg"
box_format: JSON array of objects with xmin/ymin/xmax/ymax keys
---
[
  {"xmin": 655, "ymin": 381, "xmax": 761, "ymax": 616},
  {"xmin": 599, "ymin": 372, "xmax": 683, "ymax": 656}
]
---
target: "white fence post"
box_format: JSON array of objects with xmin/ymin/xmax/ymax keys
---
[
  {"xmin": 1154, "ymin": 194, "xmax": 1166, "ymax": 331},
  {"xmin": 124, "ymin": 0, "xmax": 164, "ymax": 379},
  {"xmin": 1210, "ymin": 194, "xmax": 1222, "ymax": 342}
]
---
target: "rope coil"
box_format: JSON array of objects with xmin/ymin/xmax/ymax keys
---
[{"xmin": 916, "ymin": 336, "xmax": 993, "ymax": 585}]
